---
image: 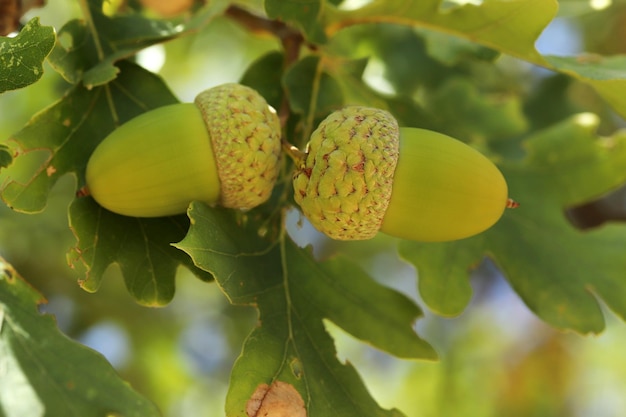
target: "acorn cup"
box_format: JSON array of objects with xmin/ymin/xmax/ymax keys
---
[
  {"xmin": 292, "ymin": 106, "xmax": 516, "ymax": 242},
  {"xmin": 85, "ymin": 83, "xmax": 282, "ymax": 217}
]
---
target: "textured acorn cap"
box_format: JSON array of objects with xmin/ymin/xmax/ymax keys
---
[
  {"xmin": 195, "ymin": 83, "xmax": 282, "ymax": 209},
  {"xmin": 293, "ymin": 107, "xmax": 399, "ymax": 240}
]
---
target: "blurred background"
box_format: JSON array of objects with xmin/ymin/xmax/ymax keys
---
[{"xmin": 2, "ymin": 0, "xmax": 626, "ymax": 416}]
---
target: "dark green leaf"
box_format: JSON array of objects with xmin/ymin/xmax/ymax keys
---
[
  {"xmin": 0, "ymin": 258, "xmax": 160, "ymax": 416},
  {"xmin": 420, "ymin": 28, "xmax": 500, "ymax": 66},
  {"xmin": 323, "ymin": 0, "xmax": 556, "ymax": 62},
  {"xmin": 2, "ymin": 61, "xmax": 211, "ymax": 304},
  {"xmin": 321, "ymin": 0, "xmax": 626, "ymax": 119},
  {"xmin": 328, "ymin": 24, "xmax": 453, "ymax": 95},
  {"xmin": 0, "ymin": 143, "xmax": 12, "ymax": 170},
  {"xmin": 1, "ymin": 61, "xmax": 177, "ymax": 213},
  {"xmin": 401, "ymin": 114, "xmax": 626, "ymax": 333},
  {"xmin": 523, "ymin": 74, "xmax": 583, "ymax": 130},
  {"xmin": 48, "ymin": 0, "xmax": 229, "ymax": 87},
  {"xmin": 68, "ymin": 197, "xmax": 212, "ymax": 306},
  {"xmin": 543, "ymin": 55, "xmax": 626, "ymax": 119},
  {"xmin": 427, "ymin": 77, "xmax": 528, "ymax": 141},
  {"xmin": 240, "ymin": 51, "xmax": 285, "ymax": 111},
  {"xmin": 283, "ymin": 55, "xmax": 344, "ymax": 116},
  {"xmin": 0, "ymin": 18, "xmax": 55, "ymax": 93},
  {"xmin": 175, "ymin": 203, "xmax": 435, "ymax": 416}
]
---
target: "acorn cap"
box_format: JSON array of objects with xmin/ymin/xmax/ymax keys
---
[
  {"xmin": 195, "ymin": 83, "xmax": 282, "ymax": 209},
  {"xmin": 293, "ymin": 107, "xmax": 400, "ymax": 240}
]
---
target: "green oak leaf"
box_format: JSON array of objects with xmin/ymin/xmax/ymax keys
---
[
  {"xmin": 428, "ymin": 77, "xmax": 528, "ymax": 141},
  {"xmin": 320, "ymin": 54, "xmax": 437, "ymax": 130},
  {"xmin": 240, "ymin": 51, "xmax": 285, "ymax": 112},
  {"xmin": 327, "ymin": 23, "xmax": 455, "ymax": 97},
  {"xmin": 68, "ymin": 197, "xmax": 212, "ymax": 306},
  {"xmin": 2, "ymin": 61, "xmax": 212, "ymax": 305},
  {"xmin": 0, "ymin": 18, "xmax": 55, "ymax": 93},
  {"xmin": 543, "ymin": 55, "xmax": 626, "ymax": 120},
  {"xmin": 283, "ymin": 55, "xmax": 344, "ymax": 117},
  {"xmin": 48, "ymin": 0, "xmax": 228, "ymax": 87},
  {"xmin": 400, "ymin": 113, "xmax": 626, "ymax": 334},
  {"xmin": 2, "ymin": 61, "xmax": 176, "ymax": 213},
  {"xmin": 320, "ymin": 0, "xmax": 626, "ymax": 119},
  {"xmin": 0, "ymin": 258, "xmax": 160, "ymax": 416},
  {"xmin": 0, "ymin": 143, "xmax": 12, "ymax": 170},
  {"xmin": 420, "ymin": 28, "xmax": 500, "ymax": 66},
  {"xmin": 175, "ymin": 203, "xmax": 435, "ymax": 417},
  {"xmin": 323, "ymin": 0, "xmax": 555, "ymax": 62}
]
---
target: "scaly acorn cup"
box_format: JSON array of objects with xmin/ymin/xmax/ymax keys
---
[
  {"xmin": 293, "ymin": 106, "xmax": 514, "ymax": 242},
  {"xmin": 86, "ymin": 83, "xmax": 281, "ymax": 217}
]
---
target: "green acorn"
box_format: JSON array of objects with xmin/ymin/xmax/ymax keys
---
[
  {"xmin": 293, "ymin": 106, "xmax": 515, "ymax": 242},
  {"xmin": 86, "ymin": 83, "xmax": 281, "ymax": 217}
]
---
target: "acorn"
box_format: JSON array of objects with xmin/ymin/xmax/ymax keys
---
[
  {"xmin": 292, "ymin": 106, "xmax": 515, "ymax": 242},
  {"xmin": 86, "ymin": 83, "xmax": 282, "ymax": 217}
]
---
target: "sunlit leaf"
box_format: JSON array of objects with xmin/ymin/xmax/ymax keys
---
[
  {"xmin": 2, "ymin": 61, "xmax": 212, "ymax": 304},
  {"xmin": 2, "ymin": 62, "xmax": 176, "ymax": 213},
  {"xmin": 401, "ymin": 114, "xmax": 626, "ymax": 333},
  {"xmin": 323, "ymin": 0, "xmax": 556, "ymax": 62},
  {"xmin": 0, "ymin": 258, "xmax": 160, "ymax": 416},
  {"xmin": 48, "ymin": 0, "xmax": 229, "ymax": 87},
  {"xmin": 543, "ymin": 55, "xmax": 626, "ymax": 120},
  {"xmin": 283, "ymin": 55, "xmax": 344, "ymax": 116},
  {"xmin": 175, "ymin": 203, "xmax": 435, "ymax": 416},
  {"xmin": 0, "ymin": 18, "xmax": 55, "ymax": 93},
  {"xmin": 321, "ymin": 0, "xmax": 626, "ymax": 119}
]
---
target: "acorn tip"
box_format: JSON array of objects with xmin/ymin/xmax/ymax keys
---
[
  {"xmin": 506, "ymin": 198, "xmax": 519, "ymax": 209},
  {"xmin": 76, "ymin": 186, "xmax": 90, "ymax": 198}
]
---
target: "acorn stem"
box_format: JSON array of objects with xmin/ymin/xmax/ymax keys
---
[{"xmin": 282, "ymin": 139, "xmax": 307, "ymax": 166}]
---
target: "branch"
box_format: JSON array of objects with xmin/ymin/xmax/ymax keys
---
[{"xmin": 225, "ymin": 5, "xmax": 311, "ymax": 159}]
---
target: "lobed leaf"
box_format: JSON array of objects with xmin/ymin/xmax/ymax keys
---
[
  {"xmin": 0, "ymin": 18, "xmax": 55, "ymax": 93},
  {"xmin": 283, "ymin": 54, "xmax": 344, "ymax": 117},
  {"xmin": 427, "ymin": 77, "xmax": 528, "ymax": 141},
  {"xmin": 0, "ymin": 257, "xmax": 160, "ymax": 416},
  {"xmin": 0, "ymin": 143, "xmax": 12, "ymax": 170},
  {"xmin": 48, "ymin": 0, "xmax": 229, "ymax": 88},
  {"xmin": 322, "ymin": 0, "xmax": 555, "ymax": 63},
  {"xmin": 320, "ymin": 0, "xmax": 626, "ymax": 119},
  {"xmin": 1, "ymin": 61, "xmax": 177, "ymax": 213},
  {"xmin": 175, "ymin": 203, "xmax": 435, "ymax": 417},
  {"xmin": 419, "ymin": 28, "xmax": 500, "ymax": 66},
  {"xmin": 543, "ymin": 55, "xmax": 626, "ymax": 120},
  {"xmin": 401, "ymin": 114, "xmax": 626, "ymax": 333},
  {"xmin": 240, "ymin": 51, "xmax": 286, "ymax": 112},
  {"xmin": 68, "ymin": 198, "xmax": 212, "ymax": 306},
  {"xmin": 2, "ymin": 61, "xmax": 212, "ymax": 305}
]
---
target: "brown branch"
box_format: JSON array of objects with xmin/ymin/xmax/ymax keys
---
[
  {"xmin": 0, "ymin": 0, "xmax": 45, "ymax": 35},
  {"xmin": 225, "ymin": 5, "xmax": 311, "ymax": 161}
]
